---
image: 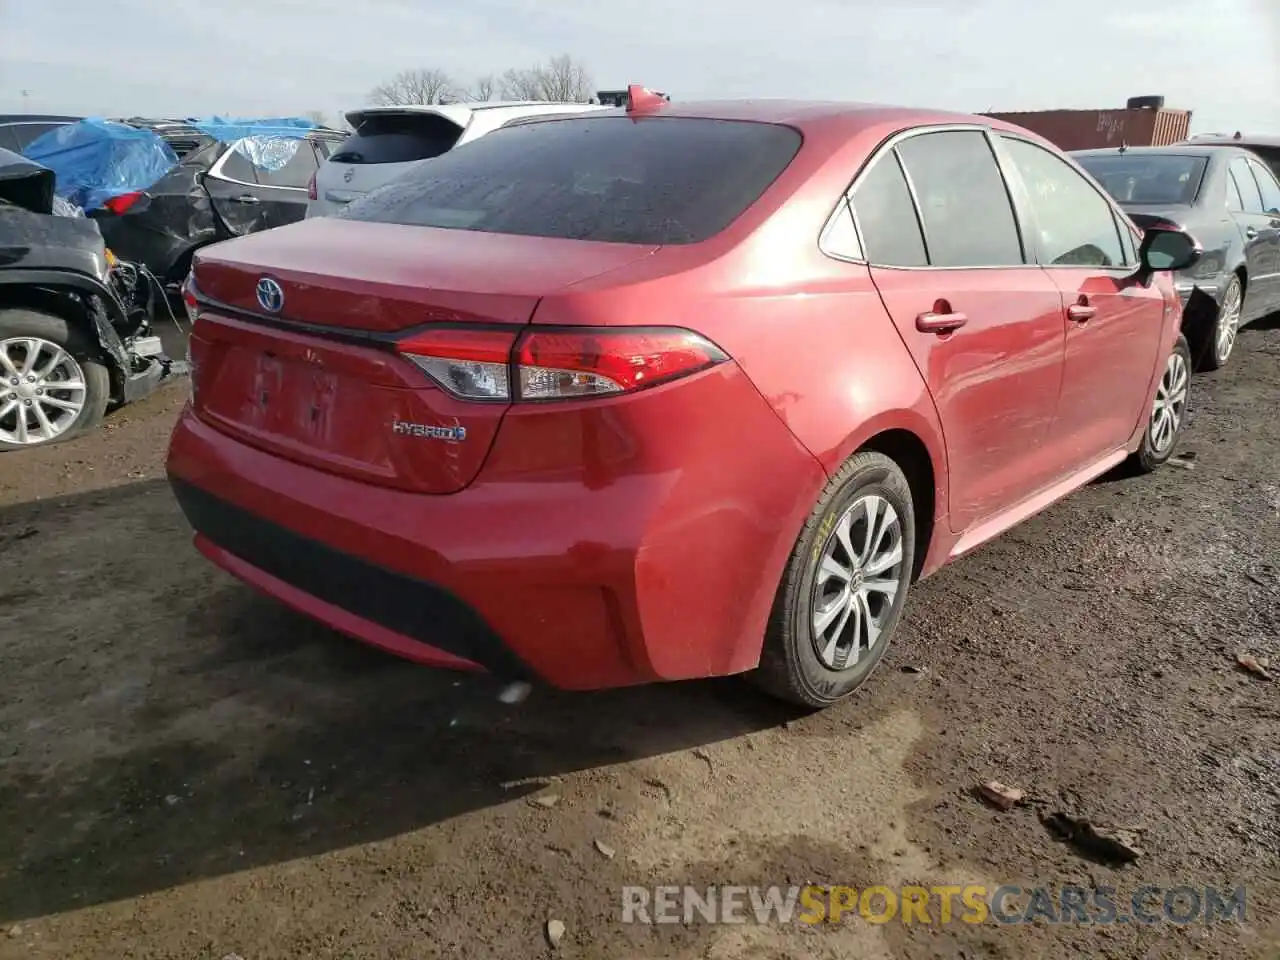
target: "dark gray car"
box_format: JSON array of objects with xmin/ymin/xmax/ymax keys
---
[{"xmin": 1072, "ymin": 144, "xmax": 1280, "ymax": 371}]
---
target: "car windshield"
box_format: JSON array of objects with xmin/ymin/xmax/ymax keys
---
[
  {"xmin": 337, "ymin": 116, "xmax": 803, "ymax": 245},
  {"xmin": 1074, "ymin": 153, "xmax": 1208, "ymax": 205}
]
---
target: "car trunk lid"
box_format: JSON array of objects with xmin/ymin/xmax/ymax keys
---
[{"xmin": 189, "ymin": 218, "xmax": 658, "ymax": 493}]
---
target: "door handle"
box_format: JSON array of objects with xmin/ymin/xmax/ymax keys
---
[
  {"xmin": 915, "ymin": 311, "xmax": 968, "ymax": 333},
  {"xmin": 231, "ymin": 194, "xmax": 260, "ymax": 205},
  {"xmin": 1067, "ymin": 304, "xmax": 1097, "ymax": 323},
  {"xmin": 1245, "ymin": 226, "xmax": 1258, "ymax": 240}
]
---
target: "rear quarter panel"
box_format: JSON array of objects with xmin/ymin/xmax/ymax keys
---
[{"xmin": 534, "ymin": 115, "xmax": 950, "ymax": 546}]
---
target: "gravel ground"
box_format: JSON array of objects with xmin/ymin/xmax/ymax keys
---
[{"xmin": 0, "ymin": 319, "xmax": 1277, "ymax": 960}]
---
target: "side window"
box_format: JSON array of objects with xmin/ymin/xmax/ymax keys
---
[
  {"xmin": 1226, "ymin": 168, "xmax": 1244, "ymax": 211},
  {"xmin": 254, "ymin": 141, "xmax": 320, "ymax": 189},
  {"xmin": 820, "ymin": 198, "xmax": 863, "ymax": 260},
  {"xmin": 849, "ymin": 151, "xmax": 927, "ymax": 267},
  {"xmin": 214, "ymin": 146, "xmax": 259, "ymax": 184},
  {"xmin": 1000, "ymin": 137, "xmax": 1124, "ymax": 268},
  {"xmin": 894, "ymin": 130, "xmax": 1024, "ymax": 267},
  {"xmin": 1229, "ymin": 158, "xmax": 1263, "ymax": 213},
  {"xmin": 1248, "ymin": 160, "xmax": 1280, "ymax": 215}
]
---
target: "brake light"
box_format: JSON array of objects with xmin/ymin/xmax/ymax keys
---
[
  {"xmin": 396, "ymin": 328, "xmax": 517, "ymax": 401},
  {"xmin": 181, "ymin": 273, "xmax": 199, "ymax": 324},
  {"xmin": 516, "ymin": 328, "xmax": 725, "ymax": 399},
  {"xmin": 394, "ymin": 326, "xmax": 727, "ymax": 402},
  {"xmin": 103, "ymin": 191, "xmax": 144, "ymax": 215},
  {"xmin": 307, "ymin": 170, "xmax": 317, "ymax": 201}
]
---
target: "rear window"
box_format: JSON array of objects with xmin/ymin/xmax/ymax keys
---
[
  {"xmin": 1074, "ymin": 153, "xmax": 1208, "ymax": 205},
  {"xmin": 330, "ymin": 113, "xmax": 464, "ymax": 165},
  {"xmin": 338, "ymin": 116, "xmax": 803, "ymax": 245}
]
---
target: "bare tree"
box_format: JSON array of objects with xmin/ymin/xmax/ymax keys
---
[
  {"xmin": 499, "ymin": 56, "xmax": 594, "ymax": 103},
  {"xmin": 537, "ymin": 55, "xmax": 594, "ymax": 103},
  {"xmin": 469, "ymin": 74, "xmax": 497, "ymax": 102},
  {"xmin": 499, "ymin": 67, "xmax": 543, "ymax": 101},
  {"xmin": 302, "ymin": 109, "xmax": 329, "ymax": 127},
  {"xmin": 368, "ymin": 68, "xmax": 457, "ymax": 106}
]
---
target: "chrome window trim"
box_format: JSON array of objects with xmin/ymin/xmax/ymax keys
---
[{"xmin": 820, "ymin": 122, "xmax": 1041, "ymax": 271}]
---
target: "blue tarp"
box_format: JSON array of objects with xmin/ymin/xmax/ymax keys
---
[
  {"xmin": 22, "ymin": 118, "xmax": 179, "ymax": 213},
  {"xmin": 188, "ymin": 116, "xmax": 317, "ymax": 172}
]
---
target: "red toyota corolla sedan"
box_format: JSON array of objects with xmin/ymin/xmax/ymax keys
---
[{"xmin": 167, "ymin": 94, "xmax": 1201, "ymax": 707}]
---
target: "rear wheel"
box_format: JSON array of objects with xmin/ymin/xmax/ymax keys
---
[
  {"xmin": 0, "ymin": 309, "xmax": 110, "ymax": 452},
  {"xmin": 1130, "ymin": 334, "xmax": 1191, "ymax": 474},
  {"xmin": 752, "ymin": 451, "xmax": 916, "ymax": 708},
  {"xmin": 1200, "ymin": 274, "xmax": 1242, "ymax": 371}
]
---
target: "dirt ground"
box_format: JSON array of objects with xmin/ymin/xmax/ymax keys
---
[{"xmin": 0, "ymin": 318, "xmax": 1277, "ymax": 960}]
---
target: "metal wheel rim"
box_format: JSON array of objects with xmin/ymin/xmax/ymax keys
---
[
  {"xmin": 1150, "ymin": 349, "xmax": 1189, "ymax": 455},
  {"xmin": 810, "ymin": 494, "xmax": 905, "ymax": 671},
  {"xmin": 0, "ymin": 337, "xmax": 88, "ymax": 446},
  {"xmin": 1215, "ymin": 280, "xmax": 1242, "ymax": 365}
]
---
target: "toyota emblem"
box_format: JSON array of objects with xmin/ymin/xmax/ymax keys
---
[{"xmin": 256, "ymin": 277, "xmax": 285, "ymax": 313}]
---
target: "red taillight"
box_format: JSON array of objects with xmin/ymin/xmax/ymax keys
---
[
  {"xmin": 103, "ymin": 191, "xmax": 144, "ymax": 215},
  {"xmin": 181, "ymin": 273, "xmax": 199, "ymax": 324},
  {"xmin": 394, "ymin": 326, "xmax": 727, "ymax": 402},
  {"xmin": 396, "ymin": 328, "xmax": 518, "ymax": 401},
  {"xmin": 307, "ymin": 170, "xmax": 317, "ymax": 201},
  {"xmin": 515, "ymin": 328, "xmax": 725, "ymax": 400}
]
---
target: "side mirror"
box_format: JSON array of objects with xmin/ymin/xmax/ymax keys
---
[{"xmin": 1137, "ymin": 228, "xmax": 1200, "ymax": 281}]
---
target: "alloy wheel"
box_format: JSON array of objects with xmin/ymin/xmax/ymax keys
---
[
  {"xmin": 1150, "ymin": 349, "xmax": 1189, "ymax": 455},
  {"xmin": 1215, "ymin": 279, "xmax": 1242, "ymax": 366},
  {"xmin": 0, "ymin": 337, "xmax": 88, "ymax": 446},
  {"xmin": 811, "ymin": 494, "xmax": 905, "ymax": 670}
]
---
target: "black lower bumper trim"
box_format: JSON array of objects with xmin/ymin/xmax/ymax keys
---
[{"xmin": 168, "ymin": 477, "xmax": 531, "ymax": 679}]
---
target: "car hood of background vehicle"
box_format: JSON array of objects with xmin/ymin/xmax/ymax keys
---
[{"xmin": 193, "ymin": 217, "xmax": 661, "ymax": 332}]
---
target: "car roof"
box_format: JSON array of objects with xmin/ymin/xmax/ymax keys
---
[
  {"xmin": 344, "ymin": 101, "xmax": 611, "ymax": 129},
  {"xmin": 1071, "ymin": 144, "xmax": 1249, "ymax": 160},
  {"xmin": 493, "ymin": 99, "xmax": 1045, "ymax": 140},
  {"xmin": 1182, "ymin": 133, "xmax": 1280, "ymax": 148}
]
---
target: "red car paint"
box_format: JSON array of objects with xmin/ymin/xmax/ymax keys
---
[{"xmin": 167, "ymin": 100, "xmax": 1181, "ymax": 691}]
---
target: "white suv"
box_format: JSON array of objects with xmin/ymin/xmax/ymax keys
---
[{"xmin": 306, "ymin": 101, "xmax": 610, "ymax": 218}]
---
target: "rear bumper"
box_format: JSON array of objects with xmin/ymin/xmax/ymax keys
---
[{"xmin": 166, "ymin": 366, "xmax": 824, "ymax": 690}]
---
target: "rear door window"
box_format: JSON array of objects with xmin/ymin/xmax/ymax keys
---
[
  {"xmin": 1248, "ymin": 159, "xmax": 1280, "ymax": 215},
  {"xmin": 895, "ymin": 130, "xmax": 1024, "ymax": 267},
  {"xmin": 330, "ymin": 114, "xmax": 464, "ymax": 165},
  {"xmin": 1000, "ymin": 137, "xmax": 1126, "ymax": 267},
  {"xmin": 212, "ymin": 145, "xmax": 259, "ymax": 185},
  {"xmin": 850, "ymin": 151, "xmax": 927, "ymax": 267},
  {"xmin": 339, "ymin": 116, "xmax": 803, "ymax": 245},
  {"xmin": 1226, "ymin": 168, "xmax": 1244, "ymax": 211},
  {"xmin": 253, "ymin": 140, "xmax": 321, "ymax": 189},
  {"xmin": 1229, "ymin": 158, "xmax": 1264, "ymax": 213}
]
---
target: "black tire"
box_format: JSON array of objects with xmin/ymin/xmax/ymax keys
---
[
  {"xmin": 0, "ymin": 308, "xmax": 110, "ymax": 453},
  {"xmin": 1130, "ymin": 334, "xmax": 1192, "ymax": 474},
  {"xmin": 752, "ymin": 450, "xmax": 917, "ymax": 708},
  {"xmin": 1198, "ymin": 274, "xmax": 1243, "ymax": 372}
]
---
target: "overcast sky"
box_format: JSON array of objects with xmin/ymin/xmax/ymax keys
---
[{"xmin": 2, "ymin": 0, "xmax": 1277, "ymax": 133}]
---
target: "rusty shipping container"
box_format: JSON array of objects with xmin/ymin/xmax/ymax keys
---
[{"xmin": 982, "ymin": 96, "xmax": 1192, "ymax": 151}]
